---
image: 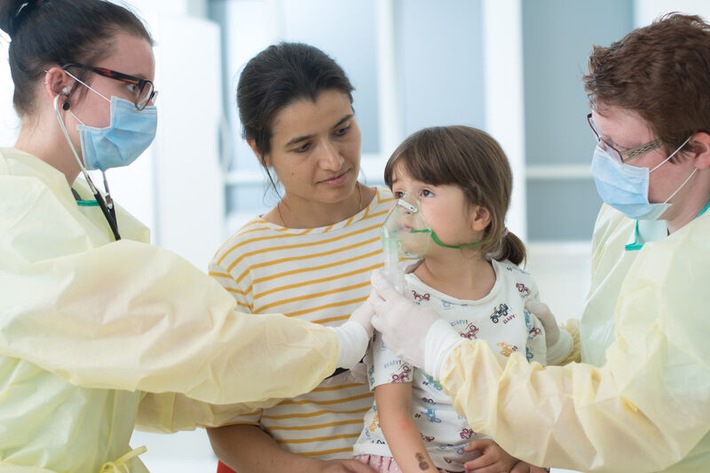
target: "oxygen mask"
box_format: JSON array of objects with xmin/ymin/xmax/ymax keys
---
[{"xmin": 381, "ymin": 198, "xmax": 431, "ymax": 293}]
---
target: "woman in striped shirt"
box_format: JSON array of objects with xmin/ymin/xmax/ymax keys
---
[{"xmin": 207, "ymin": 42, "xmax": 392, "ymax": 473}]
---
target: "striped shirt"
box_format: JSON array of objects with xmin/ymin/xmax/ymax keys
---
[{"xmin": 209, "ymin": 186, "xmax": 394, "ymax": 459}]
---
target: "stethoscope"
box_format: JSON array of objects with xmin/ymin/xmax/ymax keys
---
[{"xmin": 53, "ymin": 93, "xmax": 121, "ymax": 241}]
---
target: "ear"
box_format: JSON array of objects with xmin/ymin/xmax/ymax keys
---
[
  {"xmin": 469, "ymin": 205, "xmax": 491, "ymax": 232},
  {"xmin": 691, "ymin": 131, "xmax": 710, "ymax": 170},
  {"xmin": 248, "ymin": 139, "xmax": 270, "ymax": 167},
  {"xmin": 43, "ymin": 66, "xmax": 72, "ymax": 98}
]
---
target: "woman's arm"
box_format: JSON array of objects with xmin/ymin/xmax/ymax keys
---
[
  {"xmin": 375, "ymin": 382, "xmax": 437, "ymax": 473},
  {"xmin": 207, "ymin": 424, "xmax": 375, "ymax": 473}
]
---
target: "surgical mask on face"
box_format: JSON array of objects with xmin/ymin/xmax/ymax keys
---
[
  {"xmin": 71, "ymin": 95, "xmax": 157, "ymax": 171},
  {"xmin": 590, "ymin": 136, "xmax": 693, "ymax": 220}
]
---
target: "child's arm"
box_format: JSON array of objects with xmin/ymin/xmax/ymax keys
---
[{"xmin": 375, "ymin": 382, "xmax": 437, "ymax": 473}]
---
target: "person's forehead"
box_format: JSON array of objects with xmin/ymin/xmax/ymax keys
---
[
  {"xmin": 98, "ymin": 31, "xmax": 155, "ymax": 80},
  {"xmin": 271, "ymin": 91, "xmax": 354, "ymax": 142},
  {"xmin": 592, "ymin": 106, "xmax": 654, "ymax": 139}
]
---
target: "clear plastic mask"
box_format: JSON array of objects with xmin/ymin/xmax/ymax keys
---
[{"xmin": 381, "ymin": 199, "xmax": 431, "ymax": 293}]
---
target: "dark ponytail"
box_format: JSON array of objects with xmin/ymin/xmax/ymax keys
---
[{"xmin": 490, "ymin": 229, "xmax": 526, "ymax": 266}]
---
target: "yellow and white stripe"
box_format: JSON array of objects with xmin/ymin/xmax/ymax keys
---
[{"xmin": 209, "ymin": 186, "xmax": 393, "ymax": 459}]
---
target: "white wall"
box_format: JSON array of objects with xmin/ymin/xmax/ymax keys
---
[
  {"xmin": 635, "ymin": 0, "xmax": 710, "ymax": 24},
  {"xmin": 482, "ymin": 0, "xmax": 527, "ymax": 241},
  {"xmin": 0, "ymin": 31, "xmax": 19, "ymax": 147}
]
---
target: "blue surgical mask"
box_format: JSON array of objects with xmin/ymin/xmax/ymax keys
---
[
  {"xmin": 72, "ymin": 96, "xmax": 157, "ymax": 171},
  {"xmin": 590, "ymin": 136, "xmax": 693, "ymax": 220}
]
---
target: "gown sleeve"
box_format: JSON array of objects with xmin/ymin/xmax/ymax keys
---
[
  {"xmin": 438, "ymin": 216, "xmax": 710, "ymax": 472},
  {"xmin": 0, "ymin": 177, "xmax": 339, "ymax": 409}
]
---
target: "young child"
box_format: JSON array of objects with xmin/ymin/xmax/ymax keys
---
[{"xmin": 353, "ymin": 126, "xmax": 557, "ymax": 473}]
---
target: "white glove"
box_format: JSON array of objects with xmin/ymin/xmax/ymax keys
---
[
  {"xmin": 350, "ymin": 296, "xmax": 375, "ymax": 339},
  {"xmin": 525, "ymin": 299, "xmax": 572, "ymax": 364},
  {"xmin": 370, "ymin": 270, "xmax": 462, "ymax": 375},
  {"xmin": 332, "ymin": 298, "xmax": 375, "ymax": 370},
  {"xmin": 525, "ymin": 300, "xmax": 559, "ymax": 347}
]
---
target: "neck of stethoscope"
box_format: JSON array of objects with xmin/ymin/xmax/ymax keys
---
[{"xmin": 54, "ymin": 94, "xmax": 121, "ymax": 241}]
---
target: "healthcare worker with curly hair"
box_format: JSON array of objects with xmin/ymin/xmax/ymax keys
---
[
  {"xmin": 369, "ymin": 12, "xmax": 710, "ymax": 473},
  {"xmin": 0, "ymin": 1, "xmax": 371, "ymax": 471}
]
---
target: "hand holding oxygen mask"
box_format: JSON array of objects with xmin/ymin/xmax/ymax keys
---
[
  {"xmin": 333, "ymin": 200, "xmax": 426, "ymax": 373},
  {"xmin": 374, "ymin": 197, "xmax": 463, "ymax": 371}
]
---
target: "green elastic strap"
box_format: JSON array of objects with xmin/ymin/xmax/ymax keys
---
[{"xmin": 411, "ymin": 228, "xmax": 485, "ymax": 249}]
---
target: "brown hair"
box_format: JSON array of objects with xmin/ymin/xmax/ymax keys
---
[
  {"xmin": 583, "ymin": 12, "xmax": 710, "ymax": 157},
  {"xmin": 236, "ymin": 42, "xmax": 355, "ymax": 196},
  {"xmin": 0, "ymin": 0, "xmax": 153, "ymax": 115},
  {"xmin": 384, "ymin": 125, "xmax": 526, "ymax": 265}
]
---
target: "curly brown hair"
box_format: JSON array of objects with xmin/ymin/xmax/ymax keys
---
[{"xmin": 583, "ymin": 12, "xmax": 710, "ymax": 155}]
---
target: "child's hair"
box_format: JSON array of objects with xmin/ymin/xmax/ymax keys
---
[{"xmin": 384, "ymin": 125, "xmax": 526, "ymax": 265}]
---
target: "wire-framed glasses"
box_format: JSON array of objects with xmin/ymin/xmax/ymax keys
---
[
  {"xmin": 62, "ymin": 63, "xmax": 157, "ymax": 111},
  {"xmin": 586, "ymin": 113, "xmax": 662, "ymax": 164}
]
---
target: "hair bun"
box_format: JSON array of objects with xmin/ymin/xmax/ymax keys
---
[{"xmin": 0, "ymin": 0, "xmax": 41, "ymax": 38}]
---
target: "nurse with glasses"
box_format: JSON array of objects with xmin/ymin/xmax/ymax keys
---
[
  {"xmin": 54, "ymin": 63, "xmax": 159, "ymax": 240},
  {"xmin": 587, "ymin": 112, "xmax": 696, "ymax": 249},
  {"xmin": 0, "ymin": 1, "xmax": 372, "ymax": 471}
]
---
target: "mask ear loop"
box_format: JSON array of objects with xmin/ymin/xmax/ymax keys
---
[{"xmin": 53, "ymin": 93, "xmax": 121, "ymax": 240}]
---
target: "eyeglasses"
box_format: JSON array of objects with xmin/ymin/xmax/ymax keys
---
[
  {"xmin": 62, "ymin": 63, "xmax": 157, "ymax": 111},
  {"xmin": 586, "ymin": 113, "xmax": 662, "ymax": 164}
]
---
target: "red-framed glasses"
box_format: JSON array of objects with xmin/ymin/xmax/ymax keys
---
[{"xmin": 62, "ymin": 63, "xmax": 157, "ymax": 111}]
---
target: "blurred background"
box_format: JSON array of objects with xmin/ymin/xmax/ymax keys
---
[{"xmin": 2, "ymin": 0, "xmax": 708, "ymax": 471}]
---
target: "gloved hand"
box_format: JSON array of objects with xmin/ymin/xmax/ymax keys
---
[
  {"xmin": 525, "ymin": 300, "xmax": 559, "ymax": 348},
  {"xmin": 369, "ymin": 269, "xmax": 463, "ymax": 378},
  {"xmin": 369, "ymin": 269, "xmax": 436, "ymax": 367},
  {"xmin": 350, "ymin": 296, "xmax": 375, "ymax": 339},
  {"xmin": 525, "ymin": 299, "xmax": 572, "ymax": 364},
  {"xmin": 332, "ymin": 298, "xmax": 375, "ymax": 370}
]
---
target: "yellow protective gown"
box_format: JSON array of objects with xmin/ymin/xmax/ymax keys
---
[
  {"xmin": 440, "ymin": 204, "xmax": 710, "ymax": 472},
  {"xmin": 0, "ymin": 148, "xmax": 340, "ymax": 472}
]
